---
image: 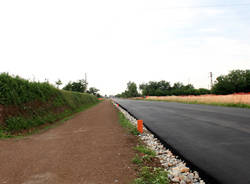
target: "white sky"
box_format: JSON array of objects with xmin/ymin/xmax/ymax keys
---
[{"xmin": 1, "ymin": 0, "xmax": 250, "ymax": 95}]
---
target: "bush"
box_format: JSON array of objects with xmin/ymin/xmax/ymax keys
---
[
  {"xmin": 0, "ymin": 73, "xmax": 59, "ymax": 105},
  {"xmin": 0, "ymin": 73, "xmax": 98, "ymax": 133}
]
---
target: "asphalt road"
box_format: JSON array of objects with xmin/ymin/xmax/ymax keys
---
[{"xmin": 114, "ymin": 99, "xmax": 250, "ymax": 184}]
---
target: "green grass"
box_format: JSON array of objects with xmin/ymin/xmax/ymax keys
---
[
  {"xmin": 134, "ymin": 145, "xmax": 156, "ymax": 157},
  {"xmin": 132, "ymin": 167, "xmax": 169, "ymax": 184},
  {"xmin": 118, "ymin": 112, "xmax": 140, "ymax": 136},
  {"xmin": 144, "ymin": 99, "xmax": 250, "ymax": 109},
  {"xmin": 0, "ymin": 73, "xmax": 59, "ymax": 105},
  {"xmin": 132, "ymin": 154, "xmax": 143, "ymax": 165},
  {"xmin": 0, "ymin": 102, "xmax": 99, "ymax": 139},
  {"xmin": 133, "ymin": 145, "xmax": 156, "ymax": 164},
  {"xmin": 0, "ymin": 73, "xmax": 99, "ymax": 135},
  {"xmin": 132, "ymin": 151, "xmax": 155, "ymax": 165}
]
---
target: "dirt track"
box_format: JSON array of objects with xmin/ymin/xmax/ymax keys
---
[{"xmin": 0, "ymin": 101, "xmax": 138, "ymax": 184}]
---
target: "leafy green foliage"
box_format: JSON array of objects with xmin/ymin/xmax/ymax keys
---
[
  {"xmin": 116, "ymin": 70, "xmax": 249, "ymax": 98},
  {"xmin": 116, "ymin": 82, "xmax": 139, "ymax": 98},
  {"xmin": 63, "ymin": 79, "xmax": 88, "ymax": 93},
  {"xmin": 0, "ymin": 73, "xmax": 59, "ymax": 105},
  {"xmin": 139, "ymin": 81, "xmax": 210, "ymax": 96},
  {"xmin": 61, "ymin": 90, "xmax": 98, "ymax": 109},
  {"xmin": 133, "ymin": 167, "xmax": 169, "ymax": 184},
  {"xmin": 118, "ymin": 112, "xmax": 140, "ymax": 136},
  {"xmin": 212, "ymin": 70, "xmax": 250, "ymax": 94},
  {"xmin": 0, "ymin": 73, "xmax": 98, "ymax": 134},
  {"xmin": 116, "ymin": 80, "xmax": 210, "ymax": 98},
  {"xmin": 132, "ymin": 154, "xmax": 143, "ymax": 165},
  {"xmin": 87, "ymin": 87, "xmax": 101, "ymax": 97},
  {"xmin": 55, "ymin": 79, "xmax": 62, "ymax": 88}
]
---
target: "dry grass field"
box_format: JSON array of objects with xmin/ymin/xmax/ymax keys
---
[{"xmin": 144, "ymin": 93, "xmax": 250, "ymax": 107}]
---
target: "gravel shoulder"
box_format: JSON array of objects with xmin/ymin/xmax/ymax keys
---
[{"xmin": 0, "ymin": 100, "xmax": 138, "ymax": 184}]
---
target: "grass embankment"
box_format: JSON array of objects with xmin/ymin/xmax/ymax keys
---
[
  {"xmin": 144, "ymin": 94, "xmax": 250, "ymax": 108},
  {"xmin": 118, "ymin": 112, "xmax": 169, "ymax": 184},
  {"xmin": 0, "ymin": 73, "xmax": 99, "ymax": 138}
]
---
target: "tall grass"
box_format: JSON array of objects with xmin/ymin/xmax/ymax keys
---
[
  {"xmin": 0, "ymin": 73, "xmax": 60, "ymax": 105},
  {"xmin": 0, "ymin": 73, "xmax": 98, "ymax": 134},
  {"xmin": 146, "ymin": 94, "xmax": 250, "ymax": 108}
]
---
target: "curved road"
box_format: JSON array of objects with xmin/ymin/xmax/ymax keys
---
[{"xmin": 114, "ymin": 99, "xmax": 250, "ymax": 184}]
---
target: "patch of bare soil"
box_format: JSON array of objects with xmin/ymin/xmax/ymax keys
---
[
  {"xmin": 0, "ymin": 101, "xmax": 138, "ymax": 184},
  {"xmin": 0, "ymin": 98, "xmax": 68, "ymax": 126}
]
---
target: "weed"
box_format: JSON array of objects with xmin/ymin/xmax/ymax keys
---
[
  {"xmin": 142, "ymin": 155, "xmax": 153, "ymax": 162},
  {"xmin": 132, "ymin": 154, "xmax": 143, "ymax": 165},
  {"xmin": 133, "ymin": 166, "xmax": 169, "ymax": 184},
  {"xmin": 134, "ymin": 145, "xmax": 156, "ymax": 157},
  {"xmin": 118, "ymin": 112, "xmax": 140, "ymax": 136}
]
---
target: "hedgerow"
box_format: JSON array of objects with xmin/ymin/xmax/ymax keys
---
[{"xmin": 0, "ymin": 73, "xmax": 98, "ymax": 134}]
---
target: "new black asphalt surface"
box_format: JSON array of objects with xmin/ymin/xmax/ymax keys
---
[{"xmin": 114, "ymin": 99, "xmax": 250, "ymax": 184}]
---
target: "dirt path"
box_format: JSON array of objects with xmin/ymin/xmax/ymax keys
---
[{"xmin": 0, "ymin": 101, "xmax": 138, "ymax": 184}]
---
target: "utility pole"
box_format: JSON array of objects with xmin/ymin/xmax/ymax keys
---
[
  {"xmin": 210, "ymin": 72, "xmax": 213, "ymax": 89},
  {"xmin": 85, "ymin": 73, "xmax": 88, "ymax": 89}
]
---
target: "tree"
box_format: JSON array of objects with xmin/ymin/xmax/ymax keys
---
[
  {"xmin": 87, "ymin": 87, "xmax": 100, "ymax": 96},
  {"xmin": 172, "ymin": 82, "xmax": 185, "ymax": 90},
  {"xmin": 212, "ymin": 70, "xmax": 250, "ymax": 94},
  {"xmin": 63, "ymin": 79, "xmax": 88, "ymax": 93},
  {"xmin": 126, "ymin": 81, "xmax": 139, "ymax": 97},
  {"xmin": 116, "ymin": 82, "xmax": 139, "ymax": 98},
  {"xmin": 118, "ymin": 80, "xmax": 211, "ymax": 97},
  {"xmin": 55, "ymin": 79, "xmax": 62, "ymax": 89}
]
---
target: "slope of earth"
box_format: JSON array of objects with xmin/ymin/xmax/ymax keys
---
[{"xmin": 0, "ymin": 101, "xmax": 137, "ymax": 184}]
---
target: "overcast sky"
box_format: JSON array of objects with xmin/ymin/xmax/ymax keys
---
[{"xmin": 1, "ymin": 0, "xmax": 250, "ymax": 95}]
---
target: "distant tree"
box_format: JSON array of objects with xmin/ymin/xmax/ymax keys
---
[
  {"xmin": 118, "ymin": 79, "xmax": 212, "ymax": 97},
  {"xmin": 172, "ymin": 82, "xmax": 185, "ymax": 90},
  {"xmin": 55, "ymin": 79, "xmax": 62, "ymax": 89},
  {"xmin": 139, "ymin": 81, "xmax": 210, "ymax": 96},
  {"xmin": 63, "ymin": 79, "xmax": 88, "ymax": 93},
  {"xmin": 197, "ymin": 88, "xmax": 211, "ymax": 95},
  {"xmin": 126, "ymin": 81, "xmax": 139, "ymax": 97},
  {"xmin": 212, "ymin": 70, "xmax": 250, "ymax": 94},
  {"xmin": 116, "ymin": 82, "xmax": 139, "ymax": 98},
  {"xmin": 87, "ymin": 87, "xmax": 100, "ymax": 96},
  {"xmin": 63, "ymin": 82, "xmax": 73, "ymax": 91}
]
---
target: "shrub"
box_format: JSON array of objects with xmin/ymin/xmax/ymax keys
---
[{"xmin": 0, "ymin": 73, "xmax": 98, "ymax": 133}]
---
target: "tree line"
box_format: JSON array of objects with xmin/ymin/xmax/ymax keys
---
[
  {"xmin": 55, "ymin": 78, "xmax": 101, "ymax": 97},
  {"xmin": 116, "ymin": 70, "xmax": 250, "ymax": 98}
]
